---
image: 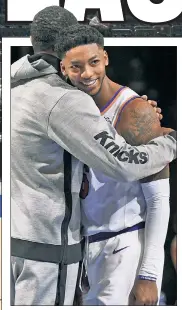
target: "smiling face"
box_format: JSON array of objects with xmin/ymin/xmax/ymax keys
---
[{"xmin": 61, "ymin": 43, "xmax": 109, "ymax": 96}]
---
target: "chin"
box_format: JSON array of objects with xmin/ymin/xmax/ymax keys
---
[
  {"xmin": 91, "ymin": 92, "xmax": 99, "ymax": 97},
  {"xmin": 88, "ymin": 85, "xmax": 102, "ymax": 96},
  {"xmin": 90, "ymin": 88, "xmax": 101, "ymax": 97}
]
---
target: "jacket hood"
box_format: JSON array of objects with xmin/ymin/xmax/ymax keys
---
[{"xmin": 11, "ymin": 54, "xmax": 58, "ymax": 83}]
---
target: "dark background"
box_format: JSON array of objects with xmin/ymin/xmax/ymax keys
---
[{"xmin": 11, "ymin": 46, "xmax": 177, "ymax": 305}]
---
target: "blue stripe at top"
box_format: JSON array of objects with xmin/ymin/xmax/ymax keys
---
[{"xmin": 100, "ymin": 86, "xmax": 126, "ymax": 113}]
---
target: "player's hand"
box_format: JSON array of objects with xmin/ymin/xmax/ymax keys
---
[
  {"xmin": 161, "ymin": 127, "xmax": 175, "ymax": 135},
  {"xmin": 132, "ymin": 279, "xmax": 158, "ymax": 306},
  {"xmin": 141, "ymin": 95, "xmax": 163, "ymax": 120}
]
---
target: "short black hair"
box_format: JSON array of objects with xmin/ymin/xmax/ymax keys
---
[
  {"xmin": 30, "ymin": 6, "xmax": 78, "ymax": 53},
  {"xmin": 55, "ymin": 24, "xmax": 104, "ymax": 59}
]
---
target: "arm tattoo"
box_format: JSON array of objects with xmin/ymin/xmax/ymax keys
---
[
  {"xmin": 116, "ymin": 99, "xmax": 169, "ymax": 181},
  {"xmin": 117, "ymin": 102, "xmax": 161, "ymax": 146}
]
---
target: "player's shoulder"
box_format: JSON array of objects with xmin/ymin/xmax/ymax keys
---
[
  {"xmin": 123, "ymin": 85, "xmax": 139, "ymax": 97},
  {"xmin": 119, "ymin": 93, "xmax": 160, "ymax": 130},
  {"xmin": 117, "ymin": 85, "xmax": 140, "ymax": 104},
  {"xmin": 120, "ymin": 86, "xmax": 152, "ymax": 116},
  {"xmin": 116, "ymin": 88, "xmax": 161, "ymax": 145},
  {"xmin": 126, "ymin": 97, "xmax": 155, "ymax": 116}
]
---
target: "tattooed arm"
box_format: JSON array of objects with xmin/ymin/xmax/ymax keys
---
[
  {"xmin": 116, "ymin": 98, "xmax": 165, "ymax": 145},
  {"xmin": 116, "ymin": 98, "xmax": 170, "ymax": 180},
  {"xmin": 116, "ymin": 98, "xmax": 170, "ymax": 305}
]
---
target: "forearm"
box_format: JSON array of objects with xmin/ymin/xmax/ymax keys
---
[{"xmin": 139, "ymin": 177, "xmax": 170, "ymax": 279}]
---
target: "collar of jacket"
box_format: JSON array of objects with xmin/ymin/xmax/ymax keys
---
[{"xmin": 28, "ymin": 53, "xmax": 61, "ymax": 72}]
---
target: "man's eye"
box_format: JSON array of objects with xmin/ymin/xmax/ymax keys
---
[
  {"xmin": 71, "ymin": 65, "xmax": 80, "ymax": 69},
  {"xmin": 91, "ymin": 59, "xmax": 100, "ymax": 65}
]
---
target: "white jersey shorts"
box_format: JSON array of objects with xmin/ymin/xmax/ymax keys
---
[{"xmin": 83, "ymin": 228, "xmax": 164, "ymax": 305}]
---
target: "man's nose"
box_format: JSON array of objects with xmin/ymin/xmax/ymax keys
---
[{"xmin": 81, "ymin": 66, "xmax": 93, "ymax": 79}]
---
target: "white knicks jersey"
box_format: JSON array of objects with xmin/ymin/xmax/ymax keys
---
[{"xmin": 81, "ymin": 86, "xmax": 147, "ymax": 236}]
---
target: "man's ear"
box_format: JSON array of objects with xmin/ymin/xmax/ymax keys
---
[
  {"xmin": 60, "ymin": 61, "xmax": 67, "ymax": 76},
  {"xmin": 104, "ymin": 50, "xmax": 109, "ymax": 66}
]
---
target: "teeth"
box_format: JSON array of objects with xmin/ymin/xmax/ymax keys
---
[{"xmin": 82, "ymin": 80, "xmax": 97, "ymax": 86}]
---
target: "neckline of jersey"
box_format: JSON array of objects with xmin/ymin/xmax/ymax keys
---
[{"xmin": 100, "ymin": 86, "xmax": 126, "ymax": 113}]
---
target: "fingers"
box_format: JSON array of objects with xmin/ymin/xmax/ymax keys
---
[
  {"xmin": 156, "ymin": 107, "xmax": 162, "ymax": 114},
  {"xmin": 162, "ymin": 127, "xmax": 174, "ymax": 135},
  {"xmin": 157, "ymin": 112, "xmax": 163, "ymax": 121},
  {"xmin": 132, "ymin": 280, "xmax": 158, "ymax": 306},
  {"xmin": 153, "ymin": 106, "xmax": 163, "ymax": 120},
  {"xmin": 148, "ymin": 99, "xmax": 157, "ymax": 107},
  {"xmin": 134, "ymin": 299, "xmax": 145, "ymax": 306},
  {"xmin": 141, "ymin": 95, "xmax": 148, "ymax": 101},
  {"xmin": 145, "ymin": 99, "xmax": 163, "ymax": 119},
  {"xmin": 134, "ymin": 298, "xmax": 158, "ymax": 306},
  {"xmin": 141, "ymin": 96, "xmax": 158, "ymax": 108},
  {"xmin": 142, "ymin": 96, "xmax": 164, "ymax": 120}
]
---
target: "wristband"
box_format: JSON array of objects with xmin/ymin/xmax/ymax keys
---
[{"xmin": 138, "ymin": 275, "xmax": 157, "ymax": 282}]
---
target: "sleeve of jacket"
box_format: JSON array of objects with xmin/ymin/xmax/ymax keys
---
[{"xmin": 47, "ymin": 90, "xmax": 176, "ymax": 182}]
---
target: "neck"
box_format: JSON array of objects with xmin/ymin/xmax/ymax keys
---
[
  {"xmin": 92, "ymin": 76, "xmax": 122, "ymax": 110},
  {"xmin": 36, "ymin": 50, "xmax": 59, "ymax": 58}
]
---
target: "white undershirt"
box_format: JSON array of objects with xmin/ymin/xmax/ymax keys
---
[{"xmin": 139, "ymin": 178, "xmax": 170, "ymax": 279}]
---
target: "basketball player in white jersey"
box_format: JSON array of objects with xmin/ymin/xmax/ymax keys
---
[{"xmin": 55, "ymin": 25, "xmax": 173, "ymax": 305}]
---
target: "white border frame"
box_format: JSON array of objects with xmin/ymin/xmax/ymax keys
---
[{"xmin": 2, "ymin": 37, "xmax": 181, "ymax": 309}]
